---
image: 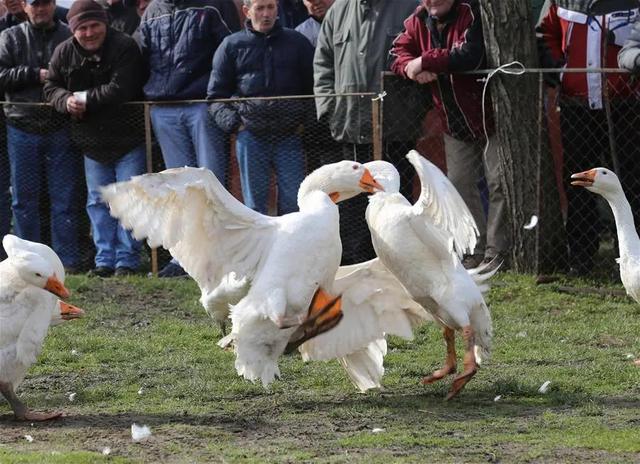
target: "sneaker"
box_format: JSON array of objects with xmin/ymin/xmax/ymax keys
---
[
  {"xmin": 115, "ymin": 267, "xmax": 136, "ymax": 277},
  {"xmin": 157, "ymin": 261, "xmax": 187, "ymax": 278},
  {"xmin": 87, "ymin": 266, "xmax": 114, "ymax": 277},
  {"xmin": 461, "ymin": 254, "xmax": 484, "ymax": 269}
]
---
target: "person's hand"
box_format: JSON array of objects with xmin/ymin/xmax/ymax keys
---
[
  {"xmin": 66, "ymin": 95, "xmax": 86, "ymax": 117},
  {"xmin": 414, "ymin": 71, "xmax": 438, "ymax": 84},
  {"xmin": 404, "ymin": 56, "xmax": 424, "ymax": 81},
  {"xmin": 39, "ymin": 69, "xmax": 48, "ymax": 83}
]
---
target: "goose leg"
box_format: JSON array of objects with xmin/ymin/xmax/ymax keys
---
[
  {"xmin": 421, "ymin": 327, "xmax": 457, "ymax": 385},
  {"xmin": 0, "ymin": 381, "xmax": 62, "ymax": 421},
  {"xmin": 284, "ymin": 289, "xmax": 343, "ymax": 354},
  {"xmin": 445, "ymin": 325, "xmax": 478, "ymax": 400}
]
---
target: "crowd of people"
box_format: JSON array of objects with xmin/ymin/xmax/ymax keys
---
[{"xmin": 0, "ymin": 0, "xmax": 639, "ymax": 278}]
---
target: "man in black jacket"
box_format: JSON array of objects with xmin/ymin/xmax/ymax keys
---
[
  {"xmin": 0, "ymin": 0, "xmax": 82, "ymax": 271},
  {"xmin": 45, "ymin": 0, "xmax": 146, "ymax": 277}
]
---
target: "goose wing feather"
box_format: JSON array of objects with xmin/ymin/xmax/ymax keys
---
[
  {"xmin": 407, "ymin": 150, "xmax": 478, "ymax": 258},
  {"xmin": 299, "ymin": 258, "xmax": 431, "ymax": 362},
  {"xmin": 101, "ymin": 167, "xmax": 278, "ymax": 292}
]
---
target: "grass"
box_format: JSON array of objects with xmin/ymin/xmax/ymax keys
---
[{"xmin": 0, "ymin": 271, "xmax": 639, "ymax": 463}]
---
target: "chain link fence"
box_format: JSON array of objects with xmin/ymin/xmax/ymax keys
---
[{"xmin": 0, "ymin": 69, "xmax": 635, "ymax": 277}]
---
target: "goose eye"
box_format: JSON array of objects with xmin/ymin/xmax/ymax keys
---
[
  {"xmin": 352, "ymin": 164, "xmax": 358, "ymax": 170},
  {"xmin": 35, "ymin": 272, "xmax": 42, "ymax": 278},
  {"xmin": 602, "ymin": 171, "xmax": 607, "ymax": 175}
]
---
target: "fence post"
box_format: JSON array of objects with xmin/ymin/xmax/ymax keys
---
[
  {"xmin": 143, "ymin": 102, "xmax": 158, "ymax": 276},
  {"xmin": 371, "ymin": 97, "xmax": 382, "ymax": 161}
]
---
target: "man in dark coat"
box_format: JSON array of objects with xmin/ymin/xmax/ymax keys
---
[
  {"xmin": 0, "ymin": 0, "xmax": 82, "ymax": 270},
  {"xmin": 208, "ymin": 0, "xmax": 314, "ymax": 215},
  {"xmin": 45, "ymin": 0, "xmax": 147, "ymax": 277}
]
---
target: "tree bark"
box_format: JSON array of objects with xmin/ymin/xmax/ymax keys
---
[{"xmin": 480, "ymin": 0, "xmax": 567, "ymax": 274}]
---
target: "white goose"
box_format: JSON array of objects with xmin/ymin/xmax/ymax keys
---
[
  {"xmin": 0, "ymin": 235, "xmax": 84, "ymax": 421},
  {"xmin": 363, "ymin": 151, "xmax": 494, "ymax": 400},
  {"xmin": 101, "ymin": 162, "xmax": 384, "ymax": 386},
  {"xmin": 571, "ymin": 167, "xmax": 640, "ymax": 301}
]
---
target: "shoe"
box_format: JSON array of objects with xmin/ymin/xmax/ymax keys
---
[
  {"xmin": 115, "ymin": 267, "xmax": 136, "ymax": 277},
  {"xmin": 461, "ymin": 254, "xmax": 484, "ymax": 269},
  {"xmin": 87, "ymin": 266, "xmax": 114, "ymax": 277},
  {"xmin": 157, "ymin": 262, "xmax": 187, "ymax": 278}
]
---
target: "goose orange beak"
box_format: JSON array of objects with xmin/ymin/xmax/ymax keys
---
[
  {"xmin": 45, "ymin": 275, "xmax": 70, "ymax": 299},
  {"xmin": 570, "ymin": 169, "xmax": 596, "ymax": 187},
  {"xmin": 59, "ymin": 301, "xmax": 84, "ymax": 320},
  {"xmin": 359, "ymin": 169, "xmax": 385, "ymax": 193}
]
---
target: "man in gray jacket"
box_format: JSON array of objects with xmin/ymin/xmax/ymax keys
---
[{"xmin": 313, "ymin": 0, "xmax": 418, "ymax": 264}]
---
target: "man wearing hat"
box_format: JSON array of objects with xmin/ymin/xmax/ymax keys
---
[
  {"xmin": 0, "ymin": 0, "xmax": 83, "ymax": 271},
  {"xmin": 44, "ymin": 0, "xmax": 147, "ymax": 277}
]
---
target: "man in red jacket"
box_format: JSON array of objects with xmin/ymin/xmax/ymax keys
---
[
  {"xmin": 538, "ymin": 0, "xmax": 640, "ymax": 276},
  {"xmin": 390, "ymin": 0, "xmax": 508, "ymax": 269}
]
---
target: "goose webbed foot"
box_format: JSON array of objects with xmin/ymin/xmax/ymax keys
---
[
  {"xmin": 445, "ymin": 326, "xmax": 478, "ymax": 400},
  {"xmin": 284, "ymin": 288, "xmax": 343, "ymax": 354}
]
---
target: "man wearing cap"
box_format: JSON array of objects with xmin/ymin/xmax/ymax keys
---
[
  {"xmin": 44, "ymin": 0, "xmax": 146, "ymax": 278},
  {"xmin": 0, "ymin": 0, "xmax": 83, "ymax": 271}
]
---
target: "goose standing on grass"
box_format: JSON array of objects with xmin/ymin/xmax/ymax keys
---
[
  {"xmin": 101, "ymin": 162, "xmax": 384, "ymax": 386},
  {"xmin": 0, "ymin": 235, "xmax": 84, "ymax": 421},
  {"xmin": 363, "ymin": 151, "xmax": 494, "ymax": 400},
  {"xmin": 571, "ymin": 168, "xmax": 640, "ymax": 301}
]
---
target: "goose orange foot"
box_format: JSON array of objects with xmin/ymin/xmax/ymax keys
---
[
  {"xmin": 421, "ymin": 327, "xmax": 457, "ymax": 385},
  {"xmin": 284, "ymin": 288, "xmax": 343, "ymax": 354},
  {"xmin": 445, "ymin": 325, "xmax": 478, "ymax": 401}
]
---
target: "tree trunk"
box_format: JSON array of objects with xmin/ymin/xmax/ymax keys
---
[{"xmin": 480, "ymin": 0, "xmax": 567, "ymax": 274}]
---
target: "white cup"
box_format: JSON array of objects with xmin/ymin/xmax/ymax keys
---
[{"xmin": 73, "ymin": 91, "xmax": 87, "ymax": 104}]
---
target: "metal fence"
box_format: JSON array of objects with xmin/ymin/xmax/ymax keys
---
[{"xmin": 0, "ymin": 69, "xmax": 635, "ymax": 277}]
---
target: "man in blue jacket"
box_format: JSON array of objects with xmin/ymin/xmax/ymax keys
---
[
  {"xmin": 139, "ymin": 0, "xmax": 240, "ymax": 277},
  {"xmin": 207, "ymin": 0, "xmax": 314, "ymax": 215}
]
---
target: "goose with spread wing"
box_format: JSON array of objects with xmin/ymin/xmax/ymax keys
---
[
  {"xmin": 363, "ymin": 151, "xmax": 494, "ymax": 400},
  {"xmin": 0, "ymin": 235, "xmax": 84, "ymax": 420},
  {"xmin": 571, "ymin": 167, "xmax": 640, "ymax": 301},
  {"xmin": 101, "ymin": 162, "xmax": 383, "ymax": 386}
]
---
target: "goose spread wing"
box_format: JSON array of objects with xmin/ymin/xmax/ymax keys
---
[
  {"xmin": 101, "ymin": 167, "xmax": 278, "ymax": 292},
  {"xmin": 299, "ymin": 258, "xmax": 431, "ymax": 362},
  {"xmin": 407, "ymin": 150, "xmax": 478, "ymax": 258}
]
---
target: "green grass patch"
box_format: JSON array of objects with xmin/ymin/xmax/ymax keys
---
[{"xmin": 0, "ymin": 272, "xmax": 639, "ymax": 462}]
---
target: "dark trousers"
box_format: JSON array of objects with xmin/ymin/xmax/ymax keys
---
[{"xmin": 339, "ymin": 143, "xmax": 376, "ymax": 265}]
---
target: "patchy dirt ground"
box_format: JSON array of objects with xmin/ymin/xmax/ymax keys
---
[{"xmin": 1, "ymin": 277, "xmax": 639, "ymax": 463}]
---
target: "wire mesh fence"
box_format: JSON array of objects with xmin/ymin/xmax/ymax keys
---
[{"xmin": 0, "ymin": 68, "xmax": 636, "ymax": 277}]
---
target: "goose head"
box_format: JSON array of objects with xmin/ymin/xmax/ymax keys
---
[
  {"xmin": 3, "ymin": 235, "xmax": 70, "ymax": 299},
  {"xmin": 298, "ymin": 160, "xmax": 384, "ymax": 204},
  {"xmin": 570, "ymin": 167, "xmax": 623, "ymax": 200},
  {"xmin": 363, "ymin": 160, "xmax": 400, "ymax": 194},
  {"xmin": 9, "ymin": 252, "xmax": 70, "ymax": 299},
  {"xmin": 50, "ymin": 300, "xmax": 85, "ymax": 326}
]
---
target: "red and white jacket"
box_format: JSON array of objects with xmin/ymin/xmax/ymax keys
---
[{"xmin": 538, "ymin": 1, "xmax": 639, "ymax": 109}]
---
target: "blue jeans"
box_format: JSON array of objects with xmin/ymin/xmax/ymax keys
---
[
  {"xmin": 84, "ymin": 147, "xmax": 146, "ymax": 270},
  {"xmin": 150, "ymin": 103, "xmax": 228, "ymax": 183},
  {"xmin": 235, "ymin": 130, "xmax": 305, "ymax": 215},
  {"xmin": 7, "ymin": 125, "xmax": 82, "ymax": 267}
]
